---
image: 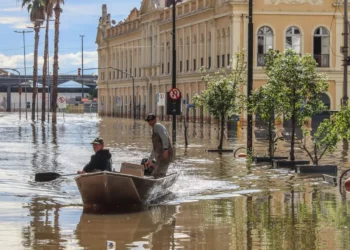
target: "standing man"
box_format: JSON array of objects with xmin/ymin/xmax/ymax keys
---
[{"xmin": 145, "ymin": 113, "xmax": 174, "ymax": 178}]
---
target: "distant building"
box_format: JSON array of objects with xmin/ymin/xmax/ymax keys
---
[{"xmin": 0, "ymin": 75, "xmax": 97, "ymax": 112}]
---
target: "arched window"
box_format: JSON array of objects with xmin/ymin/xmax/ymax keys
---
[
  {"xmin": 313, "ymin": 26, "xmax": 330, "ymax": 67},
  {"xmin": 285, "ymin": 26, "xmax": 301, "ymax": 54},
  {"xmin": 257, "ymin": 26, "xmax": 273, "ymax": 66}
]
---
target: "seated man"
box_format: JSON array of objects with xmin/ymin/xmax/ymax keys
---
[{"xmin": 77, "ymin": 137, "xmax": 112, "ymax": 174}]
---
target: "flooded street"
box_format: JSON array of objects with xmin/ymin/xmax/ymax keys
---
[{"xmin": 1, "ymin": 112, "xmax": 350, "ymax": 249}]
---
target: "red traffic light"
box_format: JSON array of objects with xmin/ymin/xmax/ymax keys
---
[{"xmin": 78, "ymin": 68, "xmax": 81, "ymax": 76}]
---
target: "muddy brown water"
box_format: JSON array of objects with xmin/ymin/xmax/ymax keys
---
[{"xmin": 1, "ymin": 113, "xmax": 350, "ymax": 249}]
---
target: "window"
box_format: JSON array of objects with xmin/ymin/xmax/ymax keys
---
[
  {"xmin": 257, "ymin": 26, "xmax": 273, "ymax": 66},
  {"xmin": 227, "ymin": 54, "xmax": 230, "ymax": 66},
  {"xmin": 208, "ymin": 56, "xmax": 211, "ymax": 69},
  {"xmin": 313, "ymin": 26, "xmax": 330, "ymax": 67},
  {"xmin": 285, "ymin": 26, "xmax": 301, "ymax": 54},
  {"xmin": 162, "ymin": 63, "xmax": 164, "ymax": 74},
  {"xmin": 201, "ymin": 57, "xmax": 204, "ymax": 67},
  {"xmin": 186, "ymin": 60, "xmax": 189, "ymax": 71},
  {"xmin": 180, "ymin": 61, "xmax": 183, "ymax": 72},
  {"xmin": 217, "ymin": 55, "xmax": 220, "ymax": 68},
  {"xmin": 222, "ymin": 55, "xmax": 225, "ymax": 67},
  {"xmin": 167, "ymin": 62, "xmax": 170, "ymax": 74},
  {"xmin": 139, "ymin": 68, "xmax": 141, "ymax": 77},
  {"xmin": 193, "ymin": 59, "xmax": 196, "ymax": 71}
]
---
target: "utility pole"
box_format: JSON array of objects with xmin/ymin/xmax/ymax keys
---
[
  {"xmin": 343, "ymin": 0, "xmax": 349, "ymax": 106},
  {"xmin": 14, "ymin": 30, "xmax": 33, "ymax": 120},
  {"xmin": 172, "ymin": 0, "xmax": 177, "ymax": 145},
  {"xmin": 80, "ymin": 35, "xmax": 85, "ymax": 98},
  {"xmin": 247, "ymin": 0, "xmax": 254, "ymax": 155}
]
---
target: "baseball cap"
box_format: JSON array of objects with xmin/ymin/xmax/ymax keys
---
[
  {"xmin": 91, "ymin": 137, "xmax": 104, "ymax": 145},
  {"xmin": 145, "ymin": 113, "xmax": 156, "ymax": 121}
]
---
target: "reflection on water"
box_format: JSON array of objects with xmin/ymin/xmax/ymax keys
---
[{"xmin": 1, "ymin": 113, "xmax": 350, "ymax": 249}]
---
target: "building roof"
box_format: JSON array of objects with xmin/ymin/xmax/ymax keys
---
[{"xmin": 58, "ymin": 80, "xmax": 90, "ymax": 89}]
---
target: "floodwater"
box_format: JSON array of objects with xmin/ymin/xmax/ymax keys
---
[{"xmin": 1, "ymin": 112, "xmax": 350, "ymax": 250}]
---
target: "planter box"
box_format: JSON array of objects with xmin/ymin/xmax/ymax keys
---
[
  {"xmin": 206, "ymin": 149, "xmax": 233, "ymax": 153},
  {"xmin": 295, "ymin": 165, "xmax": 338, "ymax": 175},
  {"xmin": 272, "ymin": 159, "xmax": 310, "ymax": 169},
  {"xmin": 253, "ymin": 156, "xmax": 288, "ymax": 163}
]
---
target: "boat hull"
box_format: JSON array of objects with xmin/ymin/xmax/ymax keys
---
[{"xmin": 75, "ymin": 171, "xmax": 179, "ymax": 207}]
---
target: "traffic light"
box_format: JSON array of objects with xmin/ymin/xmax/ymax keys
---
[{"xmin": 78, "ymin": 68, "xmax": 81, "ymax": 76}]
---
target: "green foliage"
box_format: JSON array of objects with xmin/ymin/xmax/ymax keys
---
[
  {"xmin": 300, "ymin": 106, "xmax": 350, "ymax": 165},
  {"xmin": 264, "ymin": 49, "xmax": 329, "ymax": 160},
  {"xmin": 265, "ymin": 49, "xmax": 328, "ymax": 123},
  {"xmin": 193, "ymin": 51, "xmax": 247, "ymax": 119},
  {"xmin": 193, "ymin": 51, "xmax": 247, "ymax": 149},
  {"xmin": 249, "ymin": 84, "xmax": 283, "ymax": 157}
]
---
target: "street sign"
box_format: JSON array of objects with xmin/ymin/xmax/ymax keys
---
[
  {"xmin": 57, "ymin": 96, "xmax": 67, "ymax": 109},
  {"xmin": 169, "ymin": 88, "xmax": 181, "ymax": 100},
  {"xmin": 187, "ymin": 103, "xmax": 195, "ymax": 109},
  {"xmin": 157, "ymin": 92, "xmax": 165, "ymax": 106}
]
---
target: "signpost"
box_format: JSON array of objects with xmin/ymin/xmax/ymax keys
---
[
  {"xmin": 57, "ymin": 96, "xmax": 66, "ymax": 122},
  {"xmin": 57, "ymin": 96, "xmax": 66, "ymax": 109},
  {"xmin": 169, "ymin": 88, "xmax": 181, "ymax": 101},
  {"xmin": 157, "ymin": 93, "xmax": 165, "ymax": 106}
]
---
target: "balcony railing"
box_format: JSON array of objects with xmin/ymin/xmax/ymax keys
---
[
  {"xmin": 258, "ymin": 53, "xmax": 330, "ymax": 67},
  {"xmin": 313, "ymin": 54, "xmax": 329, "ymax": 67}
]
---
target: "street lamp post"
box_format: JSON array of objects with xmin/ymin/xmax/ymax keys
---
[
  {"xmin": 247, "ymin": 0, "xmax": 254, "ymax": 156},
  {"xmin": 80, "ymin": 35, "xmax": 84, "ymax": 98},
  {"xmin": 84, "ymin": 67, "xmax": 136, "ymax": 119},
  {"xmin": 14, "ymin": 30, "xmax": 33, "ymax": 120},
  {"xmin": 171, "ymin": 0, "xmax": 178, "ymax": 145}
]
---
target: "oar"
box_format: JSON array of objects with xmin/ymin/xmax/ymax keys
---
[{"xmin": 35, "ymin": 172, "xmax": 79, "ymax": 182}]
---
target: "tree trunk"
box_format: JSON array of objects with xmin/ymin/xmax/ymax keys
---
[
  {"xmin": 290, "ymin": 111, "xmax": 296, "ymax": 161},
  {"xmin": 268, "ymin": 119, "xmax": 274, "ymax": 158},
  {"xmin": 52, "ymin": 2, "xmax": 61, "ymax": 124},
  {"xmin": 218, "ymin": 114, "xmax": 225, "ymax": 150},
  {"xmin": 42, "ymin": 18, "xmax": 49, "ymax": 122},
  {"xmin": 32, "ymin": 26, "xmax": 40, "ymax": 121}
]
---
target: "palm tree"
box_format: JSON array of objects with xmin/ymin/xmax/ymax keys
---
[
  {"xmin": 52, "ymin": 0, "xmax": 64, "ymax": 124},
  {"xmin": 19, "ymin": 0, "xmax": 45, "ymax": 121},
  {"xmin": 41, "ymin": 0, "xmax": 54, "ymax": 122}
]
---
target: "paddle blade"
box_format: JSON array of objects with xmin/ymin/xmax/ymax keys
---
[{"xmin": 35, "ymin": 172, "xmax": 61, "ymax": 182}]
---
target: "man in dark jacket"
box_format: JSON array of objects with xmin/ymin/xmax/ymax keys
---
[{"xmin": 77, "ymin": 137, "xmax": 112, "ymax": 174}]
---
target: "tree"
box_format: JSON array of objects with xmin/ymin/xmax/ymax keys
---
[
  {"xmin": 249, "ymin": 83, "xmax": 283, "ymax": 158},
  {"xmin": 194, "ymin": 51, "xmax": 247, "ymax": 150},
  {"xmin": 300, "ymin": 106, "xmax": 350, "ymax": 165},
  {"xmin": 52, "ymin": 0, "xmax": 64, "ymax": 124},
  {"xmin": 41, "ymin": 0, "xmax": 54, "ymax": 122},
  {"xmin": 20, "ymin": 0, "xmax": 45, "ymax": 121},
  {"xmin": 264, "ymin": 49, "xmax": 328, "ymax": 161}
]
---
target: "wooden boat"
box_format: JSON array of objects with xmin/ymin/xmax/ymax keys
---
[{"xmin": 75, "ymin": 171, "xmax": 179, "ymax": 208}]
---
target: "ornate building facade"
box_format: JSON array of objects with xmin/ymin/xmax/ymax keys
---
[{"xmin": 96, "ymin": 0, "xmax": 343, "ymax": 122}]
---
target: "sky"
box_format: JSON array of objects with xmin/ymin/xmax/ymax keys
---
[{"xmin": 0, "ymin": 0, "xmax": 142, "ymax": 76}]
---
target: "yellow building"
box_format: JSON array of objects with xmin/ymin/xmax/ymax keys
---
[{"xmin": 96, "ymin": 0, "xmax": 345, "ymax": 122}]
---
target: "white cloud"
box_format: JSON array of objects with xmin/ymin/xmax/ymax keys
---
[
  {"xmin": 0, "ymin": 51, "xmax": 98, "ymax": 75},
  {"xmin": 0, "ymin": 16, "xmax": 32, "ymax": 29},
  {"xmin": 0, "ymin": 7, "xmax": 22, "ymax": 12}
]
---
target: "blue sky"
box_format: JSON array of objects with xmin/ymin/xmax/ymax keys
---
[{"xmin": 0, "ymin": 0, "xmax": 141, "ymax": 76}]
